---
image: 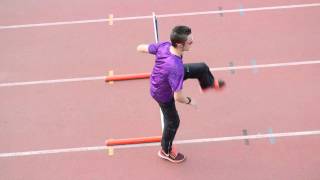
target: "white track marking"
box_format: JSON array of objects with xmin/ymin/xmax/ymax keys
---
[
  {"xmin": 151, "ymin": 12, "xmax": 164, "ymax": 132},
  {"xmin": 1, "ymin": 59, "xmax": 320, "ymax": 88},
  {"xmin": 157, "ymin": 3, "xmax": 320, "ymax": 18},
  {"xmin": 0, "ymin": 130, "xmax": 319, "ymax": 158},
  {"xmin": 210, "ymin": 60, "xmax": 320, "ymax": 72},
  {"xmin": 0, "ymin": 76, "xmax": 105, "ymax": 87},
  {"xmin": 1, "ymin": 3, "xmax": 320, "ymax": 30}
]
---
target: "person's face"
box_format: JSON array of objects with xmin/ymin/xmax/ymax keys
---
[{"xmin": 182, "ymin": 35, "xmax": 193, "ymax": 51}]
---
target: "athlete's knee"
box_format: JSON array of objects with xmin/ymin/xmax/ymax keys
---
[
  {"xmin": 168, "ymin": 116, "xmax": 180, "ymax": 130},
  {"xmin": 174, "ymin": 118, "xmax": 180, "ymax": 129},
  {"xmin": 199, "ymin": 62, "xmax": 209, "ymax": 71}
]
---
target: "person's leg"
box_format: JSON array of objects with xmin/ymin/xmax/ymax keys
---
[
  {"xmin": 158, "ymin": 99, "xmax": 180, "ymax": 154},
  {"xmin": 184, "ymin": 62, "xmax": 225, "ymax": 90},
  {"xmin": 184, "ymin": 63, "xmax": 214, "ymax": 89},
  {"xmin": 157, "ymin": 98, "xmax": 185, "ymax": 163}
]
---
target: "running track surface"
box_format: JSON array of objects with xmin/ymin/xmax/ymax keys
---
[{"xmin": 1, "ymin": 0, "xmax": 320, "ymax": 179}]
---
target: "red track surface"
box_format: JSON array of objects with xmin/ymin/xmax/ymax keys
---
[{"xmin": 1, "ymin": 0, "xmax": 320, "ymax": 179}]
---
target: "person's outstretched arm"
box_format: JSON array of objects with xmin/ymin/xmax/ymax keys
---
[{"xmin": 137, "ymin": 44, "xmax": 149, "ymax": 53}]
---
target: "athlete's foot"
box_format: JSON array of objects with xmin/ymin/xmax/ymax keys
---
[
  {"xmin": 158, "ymin": 148, "xmax": 186, "ymax": 163},
  {"xmin": 214, "ymin": 79, "xmax": 225, "ymax": 90},
  {"xmin": 200, "ymin": 79, "xmax": 226, "ymax": 93}
]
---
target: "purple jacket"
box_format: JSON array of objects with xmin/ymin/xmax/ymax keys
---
[{"xmin": 149, "ymin": 42, "xmax": 184, "ymax": 103}]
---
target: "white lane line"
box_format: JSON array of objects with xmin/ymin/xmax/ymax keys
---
[
  {"xmin": 157, "ymin": 3, "xmax": 320, "ymax": 18},
  {"xmin": 0, "ymin": 15, "xmax": 152, "ymax": 30},
  {"xmin": 1, "ymin": 3, "xmax": 320, "ymax": 30},
  {"xmin": 1, "ymin": 59, "xmax": 320, "ymax": 88},
  {"xmin": 210, "ymin": 59, "xmax": 320, "ymax": 72},
  {"xmin": 0, "ymin": 76, "xmax": 106, "ymax": 87},
  {"xmin": 0, "ymin": 130, "xmax": 319, "ymax": 158}
]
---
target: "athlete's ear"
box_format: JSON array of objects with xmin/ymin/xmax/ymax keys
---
[{"xmin": 176, "ymin": 43, "xmax": 184, "ymax": 49}]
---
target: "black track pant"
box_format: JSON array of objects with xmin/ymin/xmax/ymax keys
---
[{"xmin": 159, "ymin": 62, "xmax": 214, "ymax": 153}]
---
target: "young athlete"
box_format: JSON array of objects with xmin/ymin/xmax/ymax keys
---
[{"xmin": 137, "ymin": 25, "xmax": 225, "ymax": 163}]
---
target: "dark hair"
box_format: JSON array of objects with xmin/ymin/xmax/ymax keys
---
[{"xmin": 170, "ymin": 25, "xmax": 192, "ymax": 47}]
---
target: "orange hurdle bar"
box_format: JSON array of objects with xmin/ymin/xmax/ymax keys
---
[
  {"xmin": 105, "ymin": 136, "xmax": 162, "ymax": 146},
  {"xmin": 105, "ymin": 72, "xmax": 151, "ymax": 82}
]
